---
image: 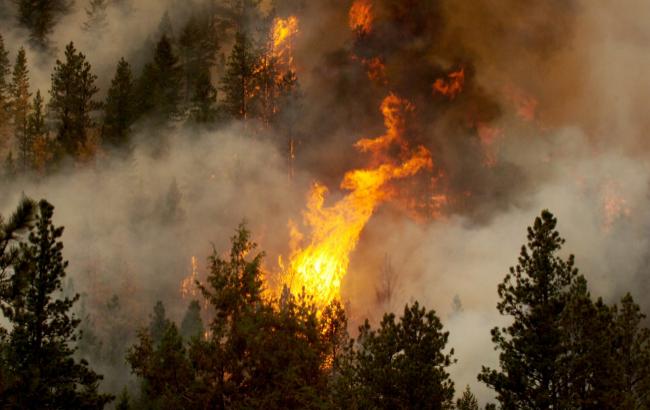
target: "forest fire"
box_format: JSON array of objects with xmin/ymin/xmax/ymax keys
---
[
  {"xmin": 433, "ymin": 68, "xmax": 465, "ymax": 100},
  {"xmin": 272, "ymin": 16, "xmax": 299, "ymax": 67},
  {"xmin": 349, "ymin": 0, "xmax": 373, "ymax": 35},
  {"xmin": 282, "ymin": 94, "xmax": 432, "ymax": 308}
]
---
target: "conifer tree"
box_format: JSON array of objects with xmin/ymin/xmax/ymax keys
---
[
  {"xmin": 191, "ymin": 67, "xmax": 218, "ymax": 123},
  {"xmin": 103, "ymin": 58, "xmax": 135, "ymax": 149},
  {"xmin": 0, "ymin": 200, "xmax": 112, "ymax": 408},
  {"xmin": 0, "ymin": 34, "xmax": 10, "ymax": 133},
  {"xmin": 152, "ymin": 35, "xmax": 182, "ymax": 120},
  {"xmin": 16, "ymin": 0, "xmax": 73, "ymax": 49},
  {"xmin": 148, "ymin": 301, "xmax": 171, "ymax": 346},
  {"xmin": 11, "ymin": 48, "xmax": 32, "ymax": 173},
  {"xmin": 220, "ymin": 31, "xmax": 259, "ymax": 120},
  {"xmin": 180, "ymin": 300, "xmax": 204, "ymax": 341},
  {"xmin": 456, "ymin": 386, "xmax": 480, "ymax": 410},
  {"xmin": 348, "ymin": 302, "xmax": 456, "ymax": 409},
  {"xmin": 478, "ymin": 210, "xmax": 583, "ymax": 409},
  {"xmin": 28, "ymin": 90, "xmax": 49, "ymax": 172},
  {"xmin": 49, "ymin": 42, "xmax": 100, "ymax": 158}
]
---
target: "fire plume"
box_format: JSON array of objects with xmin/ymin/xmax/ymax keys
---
[
  {"xmin": 433, "ymin": 68, "xmax": 465, "ymax": 100},
  {"xmin": 349, "ymin": 0, "xmax": 373, "ymax": 35},
  {"xmin": 283, "ymin": 94, "xmax": 432, "ymax": 308},
  {"xmin": 272, "ymin": 16, "xmax": 299, "ymax": 70}
]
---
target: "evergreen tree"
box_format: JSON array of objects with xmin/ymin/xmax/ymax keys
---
[
  {"xmin": 190, "ymin": 66, "xmax": 218, "ymax": 123},
  {"xmin": 346, "ymin": 302, "xmax": 456, "ymax": 409},
  {"xmin": 27, "ymin": 90, "xmax": 49, "ymax": 172},
  {"xmin": 478, "ymin": 210, "xmax": 583, "ymax": 409},
  {"xmin": 103, "ymin": 58, "xmax": 135, "ymax": 149},
  {"xmin": 180, "ymin": 300, "xmax": 204, "ymax": 341},
  {"xmin": 0, "ymin": 34, "xmax": 10, "ymax": 133},
  {"xmin": 456, "ymin": 385, "xmax": 480, "ymax": 410},
  {"xmin": 15, "ymin": 0, "xmax": 73, "ymax": 49},
  {"xmin": 11, "ymin": 48, "xmax": 31, "ymax": 173},
  {"xmin": 0, "ymin": 200, "xmax": 112, "ymax": 408},
  {"xmin": 0, "ymin": 197, "xmax": 36, "ymax": 301},
  {"xmin": 83, "ymin": 0, "xmax": 109, "ymax": 33},
  {"xmin": 220, "ymin": 31, "xmax": 259, "ymax": 120},
  {"xmin": 49, "ymin": 42, "xmax": 100, "ymax": 158},
  {"xmin": 127, "ymin": 322, "xmax": 193, "ymax": 410},
  {"xmin": 148, "ymin": 300, "xmax": 171, "ymax": 346},
  {"xmin": 152, "ymin": 35, "xmax": 182, "ymax": 120}
]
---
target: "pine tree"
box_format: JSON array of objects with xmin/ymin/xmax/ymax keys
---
[
  {"xmin": 152, "ymin": 35, "xmax": 182, "ymax": 120},
  {"xmin": 103, "ymin": 58, "xmax": 135, "ymax": 149},
  {"xmin": 11, "ymin": 48, "xmax": 32, "ymax": 173},
  {"xmin": 0, "ymin": 33, "xmax": 11, "ymax": 134},
  {"xmin": 0, "ymin": 197, "xmax": 36, "ymax": 301},
  {"xmin": 15, "ymin": 0, "xmax": 73, "ymax": 49},
  {"xmin": 478, "ymin": 210, "xmax": 582, "ymax": 409},
  {"xmin": 220, "ymin": 31, "xmax": 259, "ymax": 120},
  {"xmin": 27, "ymin": 90, "xmax": 49, "ymax": 172},
  {"xmin": 348, "ymin": 301, "xmax": 456, "ymax": 409},
  {"xmin": 456, "ymin": 385, "xmax": 480, "ymax": 410},
  {"xmin": 148, "ymin": 300, "xmax": 171, "ymax": 346},
  {"xmin": 49, "ymin": 42, "xmax": 100, "ymax": 158},
  {"xmin": 190, "ymin": 66, "xmax": 218, "ymax": 123},
  {"xmin": 83, "ymin": 0, "xmax": 109, "ymax": 33},
  {"xmin": 0, "ymin": 200, "xmax": 112, "ymax": 408},
  {"xmin": 180, "ymin": 300, "xmax": 204, "ymax": 341}
]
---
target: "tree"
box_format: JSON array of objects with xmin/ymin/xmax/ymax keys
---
[
  {"xmin": 102, "ymin": 58, "xmax": 135, "ymax": 149},
  {"xmin": 15, "ymin": 0, "xmax": 73, "ymax": 49},
  {"xmin": 0, "ymin": 200, "xmax": 112, "ymax": 408},
  {"xmin": 347, "ymin": 301, "xmax": 456, "ymax": 409},
  {"xmin": 49, "ymin": 42, "xmax": 100, "ymax": 158},
  {"xmin": 152, "ymin": 35, "xmax": 182, "ymax": 120},
  {"xmin": 83, "ymin": 0, "xmax": 109, "ymax": 33},
  {"xmin": 219, "ymin": 31, "xmax": 259, "ymax": 120},
  {"xmin": 0, "ymin": 34, "xmax": 10, "ymax": 136},
  {"xmin": 180, "ymin": 300, "xmax": 204, "ymax": 341},
  {"xmin": 478, "ymin": 210, "xmax": 583, "ymax": 409},
  {"xmin": 11, "ymin": 48, "xmax": 31, "ymax": 173},
  {"xmin": 190, "ymin": 66, "xmax": 218, "ymax": 123},
  {"xmin": 148, "ymin": 300, "xmax": 171, "ymax": 346},
  {"xmin": 27, "ymin": 90, "xmax": 50, "ymax": 172},
  {"xmin": 456, "ymin": 385, "xmax": 479, "ymax": 410}
]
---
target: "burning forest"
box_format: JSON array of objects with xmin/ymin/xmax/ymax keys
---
[{"xmin": 1, "ymin": 0, "xmax": 650, "ymax": 408}]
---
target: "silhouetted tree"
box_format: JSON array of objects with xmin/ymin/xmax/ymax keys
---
[
  {"xmin": 148, "ymin": 300, "xmax": 171, "ymax": 346},
  {"xmin": 0, "ymin": 34, "xmax": 10, "ymax": 135},
  {"xmin": 456, "ymin": 385, "xmax": 480, "ymax": 410},
  {"xmin": 180, "ymin": 300, "xmax": 204, "ymax": 341},
  {"xmin": 11, "ymin": 48, "xmax": 31, "ymax": 173},
  {"xmin": 49, "ymin": 42, "xmax": 100, "ymax": 158},
  {"xmin": 0, "ymin": 200, "xmax": 112, "ymax": 408},
  {"xmin": 220, "ymin": 31, "xmax": 259, "ymax": 120},
  {"xmin": 103, "ymin": 58, "xmax": 135, "ymax": 149}
]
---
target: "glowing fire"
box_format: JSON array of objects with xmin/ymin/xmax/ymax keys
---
[
  {"xmin": 349, "ymin": 0, "xmax": 373, "ymax": 35},
  {"xmin": 180, "ymin": 256, "xmax": 200, "ymax": 299},
  {"xmin": 601, "ymin": 182, "xmax": 631, "ymax": 232},
  {"xmin": 433, "ymin": 68, "xmax": 465, "ymax": 100},
  {"xmin": 272, "ymin": 16, "xmax": 299, "ymax": 68},
  {"xmin": 282, "ymin": 94, "xmax": 433, "ymax": 308},
  {"xmin": 503, "ymin": 84, "xmax": 538, "ymax": 122}
]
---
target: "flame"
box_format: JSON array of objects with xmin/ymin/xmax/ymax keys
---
[
  {"xmin": 433, "ymin": 68, "xmax": 465, "ymax": 100},
  {"xmin": 477, "ymin": 122, "xmax": 504, "ymax": 167},
  {"xmin": 272, "ymin": 16, "xmax": 299, "ymax": 68},
  {"xmin": 180, "ymin": 256, "xmax": 200, "ymax": 299},
  {"xmin": 283, "ymin": 94, "xmax": 432, "ymax": 308},
  {"xmin": 601, "ymin": 182, "xmax": 631, "ymax": 232},
  {"xmin": 503, "ymin": 84, "xmax": 538, "ymax": 122},
  {"xmin": 349, "ymin": 0, "xmax": 373, "ymax": 35}
]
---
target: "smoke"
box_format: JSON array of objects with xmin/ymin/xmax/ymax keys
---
[{"xmin": 2, "ymin": 0, "xmax": 650, "ymax": 404}]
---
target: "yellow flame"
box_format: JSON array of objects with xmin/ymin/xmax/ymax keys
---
[
  {"xmin": 181, "ymin": 256, "xmax": 199, "ymax": 299},
  {"xmin": 283, "ymin": 94, "xmax": 432, "ymax": 308},
  {"xmin": 272, "ymin": 16, "xmax": 299, "ymax": 68},
  {"xmin": 349, "ymin": 0, "xmax": 373, "ymax": 35}
]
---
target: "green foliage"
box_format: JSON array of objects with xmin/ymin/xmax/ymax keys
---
[
  {"xmin": 479, "ymin": 210, "xmax": 581, "ymax": 409},
  {"xmin": 0, "ymin": 200, "xmax": 112, "ymax": 408},
  {"xmin": 152, "ymin": 35, "xmax": 182, "ymax": 120},
  {"xmin": 219, "ymin": 31, "xmax": 259, "ymax": 120},
  {"xmin": 148, "ymin": 301, "xmax": 171, "ymax": 346},
  {"xmin": 49, "ymin": 42, "xmax": 100, "ymax": 158},
  {"xmin": 11, "ymin": 48, "xmax": 31, "ymax": 173},
  {"xmin": 103, "ymin": 58, "xmax": 135, "ymax": 149},
  {"xmin": 456, "ymin": 385, "xmax": 479, "ymax": 410},
  {"xmin": 345, "ymin": 302, "xmax": 456, "ymax": 409},
  {"xmin": 0, "ymin": 33, "xmax": 10, "ymax": 126}
]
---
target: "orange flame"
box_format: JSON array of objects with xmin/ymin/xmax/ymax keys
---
[
  {"xmin": 601, "ymin": 182, "xmax": 631, "ymax": 232},
  {"xmin": 349, "ymin": 0, "xmax": 373, "ymax": 35},
  {"xmin": 272, "ymin": 16, "xmax": 299, "ymax": 68},
  {"xmin": 503, "ymin": 84, "xmax": 538, "ymax": 122},
  {"xmin": 181, "ymin": 256, "xmax": 200, "ymax": 299},
  {"xmin": 433, "ymin": 68, "xmax": 465, "ymax": 100},
  {"xmin": 283, "ymin": 94, "xmax": 432, "ymax": 308}
]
